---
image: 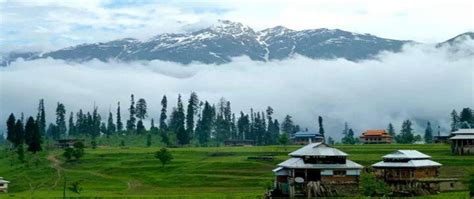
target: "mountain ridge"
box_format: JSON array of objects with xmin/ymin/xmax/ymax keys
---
[{"xmin": 1, "ymin": 20, "xmax": 471, "ymax": 66}]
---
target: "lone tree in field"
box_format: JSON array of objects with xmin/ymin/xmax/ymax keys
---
[{"xmin": 155, "ymin": 148, "xmax": 173, "ymax": 167}]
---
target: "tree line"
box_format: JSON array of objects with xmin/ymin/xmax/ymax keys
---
[{"xmin": 5, "ymin": 93, "xmax": 307, "ymax": 148}]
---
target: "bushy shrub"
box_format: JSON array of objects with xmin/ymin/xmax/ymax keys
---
[{"xmin": 360, "ymin": 172, "xmax": 390, "ymax": 196}]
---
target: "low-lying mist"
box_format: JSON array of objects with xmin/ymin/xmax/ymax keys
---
[{"xmin": 1, "ymin": 42, "xmax": 473, "ymax": 139}]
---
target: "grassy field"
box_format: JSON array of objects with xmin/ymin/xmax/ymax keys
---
[{"xmin": 0, "ymin": 143, "xmax": 473, "ymax": 198}]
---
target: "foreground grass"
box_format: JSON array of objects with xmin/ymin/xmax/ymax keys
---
[{"xmin": 0, "ymin": 144, "xmax": 472, "ymax": 198}]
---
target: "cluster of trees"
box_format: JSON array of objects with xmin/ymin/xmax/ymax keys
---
[
  {"xmin": 339, "ymin": 120, "xmax": 424, "ymax": 145},
  {"xmin": 339, "ymin": 107, "xmax": 473, "ymax": 145},
  {"xmin": 5, "ymin": 100, "xmax": 45, "ymax": 161},
  {"xmin": 450, "ymin": 107, "xmax": 474, "ymax": 131},
  {"xmin": 8, "ymin": 93, "xmax": 305, "ymax": 147}
]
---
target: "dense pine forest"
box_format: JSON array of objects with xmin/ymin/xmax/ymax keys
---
[{"xmin": 2, "ymin": 93, "xmax": 307, "ymax": 150}]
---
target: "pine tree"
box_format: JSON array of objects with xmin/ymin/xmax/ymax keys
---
[
  {"xmin": 116, "ymin": 102, "xmax": 123, "ymax": 132},
  {"xmin": 450, "ymin": 110, "xmax": 460, "ymax": 132},
  {"xmin": 91, "ymin": 107, "xmax": 101, "ymax": 138},
  {"xmin": 136, "ymin": 120, "xmax": 145, "ymax": 135},
  {"xmin": 126, "ymin": 94, "xmax": 136, "ymax": 131},
  {"xmin": 68, "ymin": 112, "xmax": 76, "ymax": 136},
  {"xmin": 196, "ymin": 101, "xmax": 213, "ymax": 145},
  {"xmin": 100, "ymin": 122, "xmax": 107, "ymax": 136},
  {"xmin": 318, "ymin": 116, "xmax": 325, "ymax": 139},
  {"xmin": 237, "ymin": 112, "xmax": 250, "ymax": 140},
  {"xmin": 47, "ymin": 123, "xmax": 58, "ymax": 139},
  {"xmin": 460, "ymin": 108, "xmax": 473, "ymax": 128},
  {"xmin": 176, "ymin": 126, "xmax": 188, "ymax": 145},
  {"xmin": 186, "ymin": 92, "xmax": 199, "ymax": 139},
  {"xmin": 150, "ymin": 118, "xmax": 158, "ymax": 134},
  {"xmin": 266, "ymin": 106, "xmax": 277, "ymax": 145},
  {"xmin": 75, "ymin": 110, "xmax": 85, "ymax": 135},
  {"xmin": 396, "ymin": 120, "xmax": 416, "ymax": 144},
  {"xmin": 25, "ymin": 117, "xmax": 42, "ymax": 153},
  {"xmin": 136, "ymin": 98, "xmax": 148, "ymax": 120},
  {"xmin": 174, "ymin": 95, "xmax": 187, "ymax": 144},
  {"xmin": 107, "ymin": 111, "xmax": 116, "ymax": 136},
  {"xmin": 36, "ymin": 99, "xmax": 46, "ymax": 136},
  {"xmin": 159, "ymin": 95, "xmax": 168, "ymax": 131},
  {"xmin": 342, "ymin": 122, "xmax": 349, "ymax": 136},
  {"xmin": 6, "ymin": 113, "xmax": 16, "ymax": 145},
  {"xmin": 13, "ymin": 120, "xmax": 25, "ymax": 148},
  {"xmin": 387, "ymin": 123, "xmax": 396, "ymax": 137},
  {"xmin": 24, "ymin": 117, "xmax": 35, "ymax": 148},
  {"xmin": 281, "ymin": 115, "xmax": 296, "ymax": 136},
  {"xmin": 342, "ymin": 127, "xmax": 356, "ymax": 145},
  {"xmin": 56, "ymin": 103, "xmax": 67, "ymax": 140},
  {"xmin": 424, "ymin": 121, "xmax": 433, "ymax": 144}
]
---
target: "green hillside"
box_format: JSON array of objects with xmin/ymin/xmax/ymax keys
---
[{"xmin": 0, "ymin": 144, "xmax": 472, "ymax": 198}]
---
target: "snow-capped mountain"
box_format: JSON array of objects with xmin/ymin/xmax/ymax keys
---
[{"xmin": 2, "ymin": 20, "xmax": 469, "ymax": 66}]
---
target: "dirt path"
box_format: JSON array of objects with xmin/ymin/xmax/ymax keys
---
[{"xmin": 46, "ymin": 154, "xmax": 63, "ymax": 189}]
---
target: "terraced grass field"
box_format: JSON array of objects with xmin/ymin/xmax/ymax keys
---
[{"xmin": 0, "ymin": 144, "xmax": 472, "ymax": 198}]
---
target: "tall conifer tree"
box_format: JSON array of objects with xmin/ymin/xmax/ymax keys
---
[
  {"xmin": 159, "ymin": 95, "xmax": 168, "ymax": 131},
  {"xmin": 127, "ymin": 94, "xmax": 136, "ymax": 131},
  {"xmin": 116, "ymin": 102, "xmax": 123, "ymax": 132}
]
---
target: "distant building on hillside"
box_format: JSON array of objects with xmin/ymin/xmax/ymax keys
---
[
  {"xmin": 359, "ymin": 130, "xmax": 393, "ymax": 144},
  {"xmin": 55, "ymin": 138, "xmax": 85, "ymax": 148},
  {"xmin": 371, "ymin": 150, "xmax": 454, "ymax": 195},
  {"xmin": 224, "ymin": 139, "xmax": 255, "ymax": 146},
  {"xmin": 0, "ymin": 177, "xmax": 10, "ymax": 193},
  {"xmin": 291, "ymin": 131, "xmax": 324, "ymax": 145},
  {"xmin": 269, "ymin": 142, "xmax": 363, "ymax": 197},
  {"xmin": 450, "ymin": 129, "xmax": 474, "ymax": 155},
  {"xmin": 433, "ymin": 135, "xmax": 450, "ymax": 144}
]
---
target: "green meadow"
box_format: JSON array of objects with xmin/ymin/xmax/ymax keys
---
[{"xmin": 0, "ymin": 144, "xmax": 472, "ymax": 198}]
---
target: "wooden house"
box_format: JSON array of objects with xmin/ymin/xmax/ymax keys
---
[
  {"xmin": 291, "ymin": 131, "xmax": 324, "ymax": 145},
  {"xmin": 372, "ymin": 150, "xmax": 443, "ymax": 194},
  {"xmin": 450, "ymin": 129, "xmax": 474, "ymax": 155},
  {"xmin": 360, "ymin": 129, "xmax": 392, "ymax": 144},
  {"xmin": 0, "ymin": 177, "xmax": 9, "ymax": 193},
  {"xmin": 270, "ymin": 143, "xmax": 363, "ymax": 197},
  {"xmin": 55, "ymin": 138, "xmax": 84, "ymax": 148},
  {"xmin": 224, "ymin": 139, "xmax": 255, "ymax": 146}
]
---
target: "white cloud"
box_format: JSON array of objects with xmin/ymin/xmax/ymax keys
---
[
  {"xmin": 1, "ymin": 0, "xmax": 473, "ymax": 52},
  {"xmin": 1, "ymin": 41, "xmax": 472, "ymax": 139}
]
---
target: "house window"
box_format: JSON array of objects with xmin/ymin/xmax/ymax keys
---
[{"xmin": 333, "ymin": 170, "xmax": 346, "ymax": 176}]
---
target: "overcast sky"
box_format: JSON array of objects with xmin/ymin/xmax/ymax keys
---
[{"xmin": 1, "ymin": 0, "xmax": 473, "ymax": 52}]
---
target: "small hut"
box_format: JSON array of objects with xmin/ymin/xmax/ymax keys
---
[
  {"xmin": 291, "ymin": 131, "xmax": 324, "ymax": 145},
  {"xmin": 224, "ymin": 139, "xmax": 255, "ymax": 146},
  {"xmin": 450, "ymin": 129, "xmax": 474, "ymax": 155},
  {"xmin": 55, "ymin": 138, "xmax": 85, "ymax": 148},
  {"xmin": 359, "ymin": 130, "xmax": 393, "ymax": 144},
  {"xmin": 0, "ymin": 177, "xmax": 10, "ymax": 193},
  {"xmin": 270, "ymin": 142, "xmax": 363, "ymax": 197},
  {"xmin": 372, "ymin": 150, "xmax": 443, "ymax": 195}
]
